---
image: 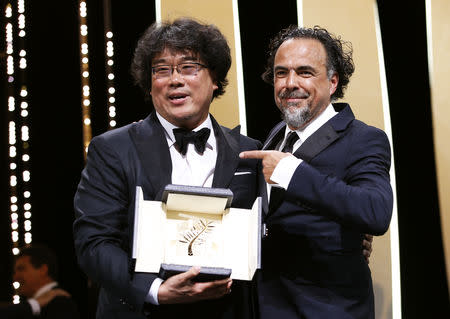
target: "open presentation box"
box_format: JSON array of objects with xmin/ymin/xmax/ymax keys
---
[{"xmin": 132, "ymin": 184, "xmax": 262, "ymax": 281}]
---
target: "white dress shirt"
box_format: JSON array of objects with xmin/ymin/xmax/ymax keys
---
[
  {"xmin": 269, "ymin": 104, "xmax": 338, "ymax": 194},
  {"xmin": 27, "ymin": 281, "xmax": 58, "ymax": 315},
  {"xmin": 147, "ymin": 112, "xmax": 218, "ymax": 305}
]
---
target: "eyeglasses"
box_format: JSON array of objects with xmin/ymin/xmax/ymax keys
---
[{"xmin": 151, "ymin": 62, "xmax": 208, "ymax": 79}]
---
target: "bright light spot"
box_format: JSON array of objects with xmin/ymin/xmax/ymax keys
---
[
  {"xmin": 83, "ymin": 71, "xmax": 89, "ymax": 78},
  {"xmin": 18, "ymin": 0, "xmax": 25, "ymax": 13},
  {"xmin": 9, "ymin": 146, "xmax": 17, "ymax": 157},
  {"xmin": 24, "ymin": 220, "xmax": 31, "ymax": 231},
  {"xmin": 108, "ymin": 87, "xmax": 115, "ymax": 94},
  {"xmin": 11, "ymin": 196, "xmax": 17, "ymax": 203},
  {"xmin": 82, "ymin": 57, "xmax": 89, "ymax": 64},
  {"xmin": 80, "ymin": 2, "xmax": 87, "ymax": 17},
  {"xmin": 8, "ymin": 97, "xmax": 15, "ymax": 111},
  {"xmin": 81, "ymin": 43, "xmax": 88, "ymax": 54},
  {"xmin": 10, "ymin": 163, "xmax": 17, "ymax": 170},
  {"xmin": 20, "ymin": 88, "xmax": 27, "ymax": 97},
  {"xmin": 5, "ymin": 4, "xmax": 12, "ymax": 17},
  {"xmin": 13, "ymin": 295, "xmax": 20, "ymax": 304},
  {"xmin": 109, "ymin": 97, "xmax": 115, "ymax": 103},
  {"xmin": 23, "ymin": 170, "xmax": 30, "ymax": 182},
  {"xmin": 24, "ymin": 234, "xmax": 32, "ymax": 244},
  {"xmin": 21, "ymin": 126, "xmax": 29, "ymax": 141},
  {"xmin": 19, "ymin": 30, "xmax": 25, "ymax": 37},
  {"xmin": 19, "ymin": 58, "xmax": 27, "ymax": 69},
  {"xmin": 108, "ymin": 73, "xmax": 114, "ymax": 80},
  {"xmin": 21, "ymin": 110, "xmax": 28, "ymax": 117},
  {"xmin": 10, "ymin": 175, "xmax": 17, "ymax": 186},
  {"xmin": 110, "ymin": 120, "xmax": 116, "ymax": 127},
  {"xmin": 107, "ymin": 60, "xmax": 114, "ymax": 66},
  {"xmin": 11, "ymin": 213, "xmax": 18, "ymax": 220},
  {"xmin": 19, "ymin": 50, "xmax": 26, "ymax": 57},
  {"xmin": 13, "ymin": 282, "xmax": 20, "ymax": 289},
  {"xmin": 12, "ymin": 248, "xmax": 20, "ymax": 255},
  {"xmin": 24, "ymin": 203, "xmax": 31, "ymax": 210},
  {"xmin": 83, "ymin": 99, "xmax": 90, "ymax": 106},
  {"xmin": 18, "ymin": 14, "xmax": 25, "ymax": 29},
  {"xmin": 7, "ymin": 56, "xmax": 14, "ymax": 74},
  {"xmin": 11, "ymin": 222, "xmax": 18, "ymax": 230},
  {"xmin": 21, "ymin": 101, "xmax": 28, "ymax": 109},
  {"xmin": 80, "ymin": 24, "xmax": 88, "ymax": 36},
  {"xmin": 11, "ymin": 204, "xmax": 18, "ymax": 212},
  {"xmin": 24, "ymin": 191, "xmax": 30, "ymax": 198},
  {"xmin": 12, "ymin": 231, "xmax": 19, "ymax": 242},
  {"xmin": 24, "ymin": 211, "xmax": 31, "ymax": 219},
  {"xmin": 106, "ymin": 31, "xmax": 113, "ymax": 38},
  {"xmin": 84, "ymin": 118, "xmax": 91, "ymax": 125}
]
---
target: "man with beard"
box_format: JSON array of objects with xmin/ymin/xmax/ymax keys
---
[{"xmin": 240, "ymin": 26, "xmax": 393, "ymax": 319}]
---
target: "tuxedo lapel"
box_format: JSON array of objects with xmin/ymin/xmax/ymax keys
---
[
  {"xmin": 293, "ymin": 123, "xmax": 339, "ymax": 161},
  {"xmin": 293, "ymin": 103, "xmax": 354, "ymax": 162},
  {"xmin": 211, "ymin": 116, "xmax": 240, "ymax": 188},
  {"xmin": 263, "ymin": 121, "xmax": 286, "ymax": 150},
  {"xmin": 129, "ymin": 112, "xmax": 172, "ymax": 200}
]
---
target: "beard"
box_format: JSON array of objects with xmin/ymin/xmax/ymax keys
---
[
  {"xmin": 278, "ymin": 89, "xmax": 312, "ymax": 129},
  {"xmin": 281, "ymin": 104, "xmax": 312, "ymax": 129}
]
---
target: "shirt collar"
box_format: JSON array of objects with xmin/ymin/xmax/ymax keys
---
[
  {"xmin": 285, "ymin": 103, "xmax": 337, "ymax": 141},
  {"xmin": 33, "ymin": 281, "xmax": 58, "ymax": 298},
  {"xmin": 155, "ymin": 112, "xmax": 215, "ymax": 149}
]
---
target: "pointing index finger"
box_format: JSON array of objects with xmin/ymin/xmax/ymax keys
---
[{"xmin": 239, "ymin": 150, "xmax": 269, "ymax": 159}]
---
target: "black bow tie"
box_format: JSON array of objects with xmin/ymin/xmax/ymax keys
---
[{"xmin": 173, "ymin": 127, "xmax": 211, "ymax": 155}]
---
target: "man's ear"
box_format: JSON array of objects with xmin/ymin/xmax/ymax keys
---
[
  {"xmin": 329, "ymin": 73, "xmax": 339, "ymax": 96},
  {"xmin": 39, "ymin": 264, "xmax": 49, "ymax": 277}
]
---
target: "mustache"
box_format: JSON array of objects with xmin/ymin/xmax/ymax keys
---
[{"xmin": 278, "ymin": 90, "xmax": 309, "ymax": 99}]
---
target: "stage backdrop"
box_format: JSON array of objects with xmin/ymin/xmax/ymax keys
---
[{"xmin": 427, "ymin": 0, "xmax": 450, "ymax": 297}]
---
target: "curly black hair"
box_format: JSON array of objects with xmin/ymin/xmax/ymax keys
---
[
  {"xmin": 131, "ymin": 17, "xmax": 231, "ymax": 100},
  {"xmin": 262, "ymin": 25, "xmax": 354, "ymax": 101}
]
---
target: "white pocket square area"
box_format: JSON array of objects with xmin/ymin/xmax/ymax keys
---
[{"xmin": 234, "ymin": 171, "xmax": 252, "ymax": 176}]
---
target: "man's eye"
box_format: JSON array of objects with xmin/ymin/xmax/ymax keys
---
[
  {"xmin": 155, "ymin": 66, "xmax": 170, "ymax": 73},
  {"xmin": 181, "ymin": 64, "xmax": 196, "ymax": 71},
  {"xmin": 275, "ymin": 70, "xmax": 288, "ymax": 78}
]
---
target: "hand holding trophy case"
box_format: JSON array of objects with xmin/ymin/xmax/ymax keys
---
[{"xmin": 132, "ymin": 184, "xmax": 262, "ymax": 281}]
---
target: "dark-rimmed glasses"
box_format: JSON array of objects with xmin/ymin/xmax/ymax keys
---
[{"xmin": 151, "ymin": 62, "xmax": 208, "ymax": 79}]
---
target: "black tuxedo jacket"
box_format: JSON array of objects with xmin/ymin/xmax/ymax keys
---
[
  {"xmin": 73, "ymin": 112, "xmax": 263, "ymax": 319},
  {"xmin": 0, "ymin": 295, "xmax": 79, "ymax": 319},
  {"xmin": 257, "ymin": 103, "xmax": 393, "ymax": 319}
]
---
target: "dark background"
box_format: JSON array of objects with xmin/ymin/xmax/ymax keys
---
[{"xmin": 1, "ymin": 0, "xmax": 449, "ymax": 318}]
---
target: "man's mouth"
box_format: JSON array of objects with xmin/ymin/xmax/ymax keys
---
[{"xmin": 168, "ymin": 93, "xmax": 188, "ymax": 101}]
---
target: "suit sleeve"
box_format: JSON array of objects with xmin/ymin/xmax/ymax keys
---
[
  {"xmin": 286, "ymin": 127, "xmax": 393, "ymax": 235},
  {"xmin": 73, "ymin": 136, "xmax": 156, "ymax": 312}
]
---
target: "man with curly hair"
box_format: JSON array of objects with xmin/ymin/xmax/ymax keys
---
[
  {"xmin": 74, "ymin": 18, "xmax": 262, "ymax": 319},
  {"xmin": 240, "ymin": 26, "xmax": 393, "ymax": 318}
]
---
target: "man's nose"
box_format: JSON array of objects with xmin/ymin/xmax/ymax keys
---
[
  {"xmin": 169, "ymin": 67, "xmax": 185, "ymax": 85},
  {"xmin": 285, "ymin": 70, "xmax": 299, "ymax": 89}
]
